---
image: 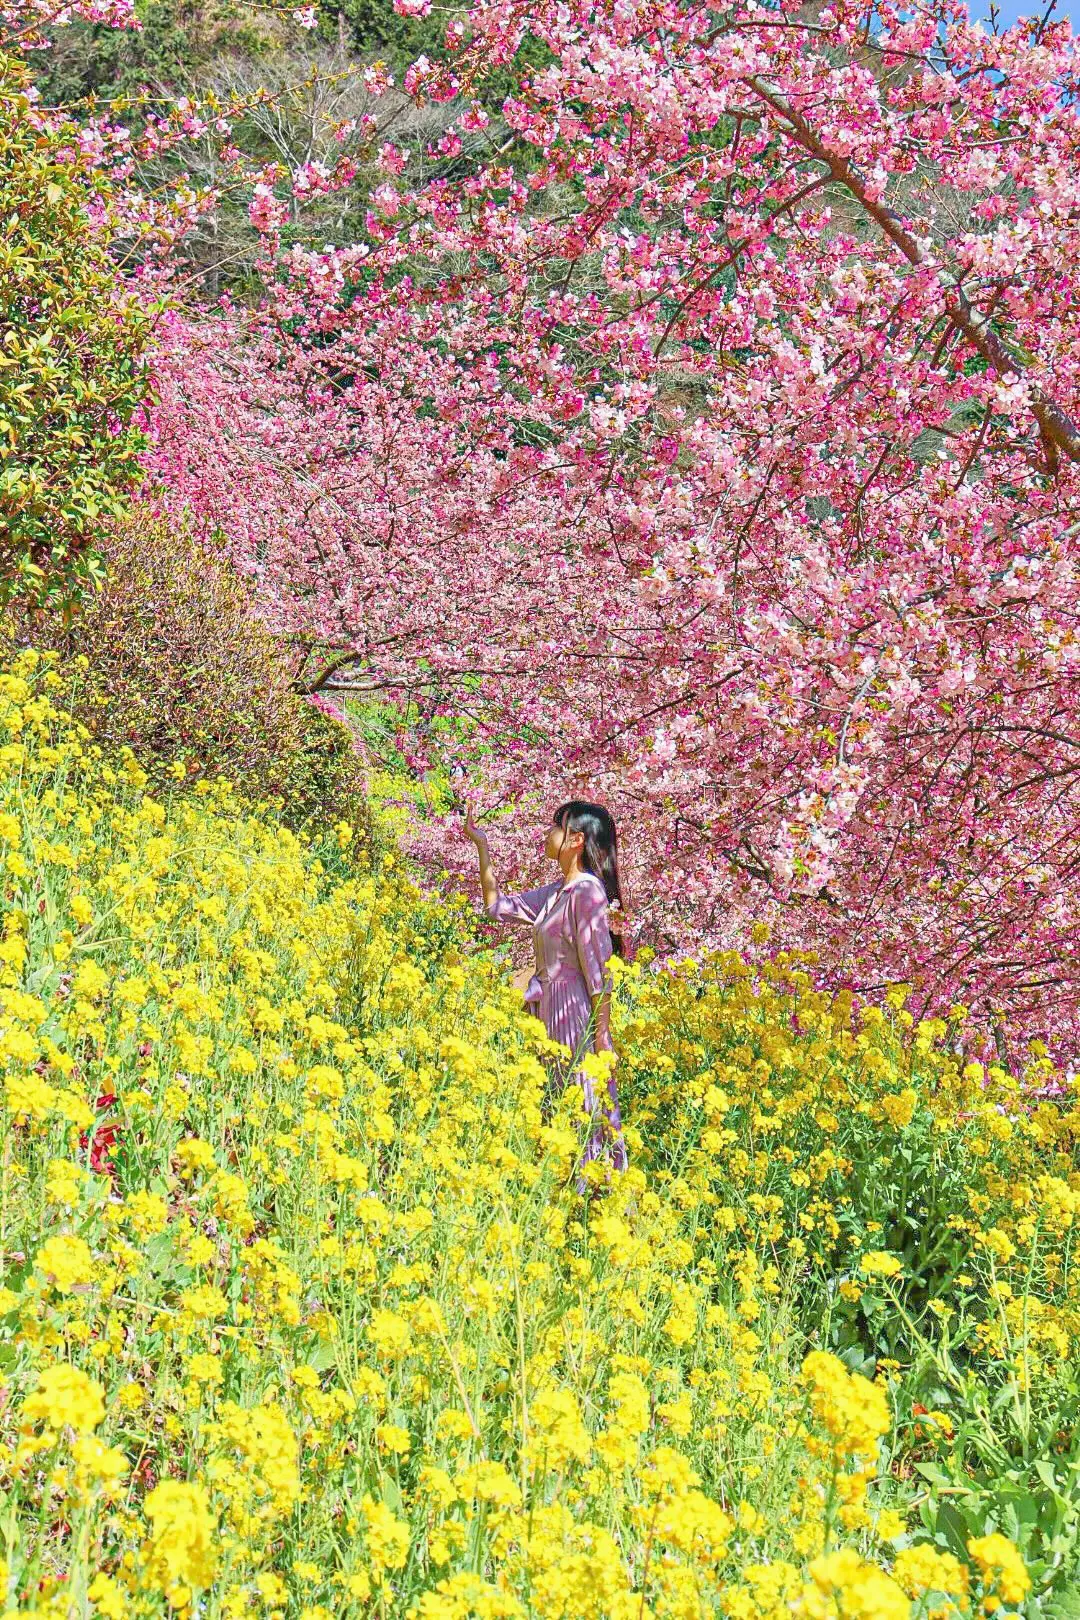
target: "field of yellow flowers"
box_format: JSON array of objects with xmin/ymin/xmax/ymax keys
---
[{"xmin": 1, "ymin": 647, "xmax": 1076, "ymax": 1620}]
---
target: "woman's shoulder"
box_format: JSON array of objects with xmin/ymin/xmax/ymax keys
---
[{"xmin": 568, "ymin": 873, "xmax": 608, "ymax": 906}]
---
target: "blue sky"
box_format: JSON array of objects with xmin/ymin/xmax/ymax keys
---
[{"xmin": 975, "ymin": 0, "xmax": 1075, "ymax": 25}]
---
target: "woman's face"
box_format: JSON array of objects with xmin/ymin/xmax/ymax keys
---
[{"xmin": 545, "ymin": 817, "xmax": 582, "ymax": 866}]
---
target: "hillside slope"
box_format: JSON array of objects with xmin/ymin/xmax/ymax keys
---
[{"xmin": 0, "ymin": 648, "xmax": 1070, "ymax": 1617}]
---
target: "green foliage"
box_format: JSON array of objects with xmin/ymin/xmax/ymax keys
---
[
  {"xmin": 34, "ymin": 0, "xmax": 434, "ymax": 109},
  {"xmin": 328, "ymin": 0, "xmax": 445, "ymax": 75},
  {"xmin": 0, "ymin": 52, "xmax": 150, "ymax": 608},
  {"xmin": 34, "ymin": 0, "xmax": 279, "ymax": 107},
  {"xmin": 12, "ymin": 505, "xmax": 373, "ymax": 836}
]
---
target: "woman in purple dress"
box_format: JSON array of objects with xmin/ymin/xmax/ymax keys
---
[{"xmin": 463, "ymin": 799, "xmax": 628, "ymax": 1177}]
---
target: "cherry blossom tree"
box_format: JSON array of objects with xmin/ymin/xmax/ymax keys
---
[{"xmin": 141, "ymin": 0, "xmax": 1080, "ymax": 1052}]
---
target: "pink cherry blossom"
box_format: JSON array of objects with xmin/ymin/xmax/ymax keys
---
[{"xmin": 15, "ymin": 0, "xmax": 1080, "ymax": 1057}]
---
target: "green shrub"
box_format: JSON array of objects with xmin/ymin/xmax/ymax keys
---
[
  {"xmin": 0, "ymin": 52, "xmax": 149, "ymax": 607},
  {"xmin": 12, "ymin": 504, "xmax": 373, "ymax": 835}
]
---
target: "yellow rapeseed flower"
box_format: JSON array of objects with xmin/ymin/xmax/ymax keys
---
[
  {"xmin": 967, "ymin": 1533, "xmax": 1031, "ymax": 1608},
  {"xmin": 22, "ymin": 1363, "xmax": 106, "ymax": 1435}
]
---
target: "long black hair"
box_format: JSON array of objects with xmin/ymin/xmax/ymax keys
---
[{"xmin": 553, "ymin": 800, "xmax": 625, "ymax": 951}]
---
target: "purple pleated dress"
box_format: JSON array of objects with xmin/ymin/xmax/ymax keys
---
[{"xmin": 488, "ymin": 873, "xmax": 628, "ymax": 1174}]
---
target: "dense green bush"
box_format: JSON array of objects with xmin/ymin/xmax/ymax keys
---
[
  {"xmin": 12, "ymin": 504, "xmax": 372, "ymax": 834},
  {"xmin": 0, "ymin": 52, "xmax": 149, "ymax": 607},
  {"xmin": 34, "ymin": 0, "xmax": 279, "ymax": 107},
  {"xmin": 33, "ymin": 0, "xmax": 442, "ymax": 109}
]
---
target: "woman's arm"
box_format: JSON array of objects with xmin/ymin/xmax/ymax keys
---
[
  {"xmin": 572, "ymin": 881, "xmax": 615, "ymax": 1051},
  {"xmin": 589, "ymin": 988, "xmax": 613, "ymax": 1052},
  {"xmin": 463, "ymin": 806, "xmax": 559, "ymax": 924},
  {"xmin": 463, "ymin": 803, "xmax": 498, "ymax": 913}
]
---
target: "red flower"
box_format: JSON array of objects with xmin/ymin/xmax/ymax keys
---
[{"xmin": 79, "ymin": 1094, "xmax": 122, "ymax": 1177}]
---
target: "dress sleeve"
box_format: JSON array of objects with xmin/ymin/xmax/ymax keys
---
[
  {"xmin": 571, "ymin": 878, "xmax": 613, "ymax": 996},
  {"xmin": 487, "ymin": 881, "xmax": 560, "ymax": 927}
]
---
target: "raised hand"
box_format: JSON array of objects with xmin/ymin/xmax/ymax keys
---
[{"xmin": 462, "ymin": 802, "xmax": 489, "ymax": 850}]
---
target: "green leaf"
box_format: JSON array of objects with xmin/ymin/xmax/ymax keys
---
[{"xmin": 1046, "ymin": 1589, "xmax": 1080, "ymax": 1620}]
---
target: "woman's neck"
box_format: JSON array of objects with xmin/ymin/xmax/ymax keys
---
[{"xmin": 560, "ymin": 852, "xmax": 586, "ymax": 884}]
